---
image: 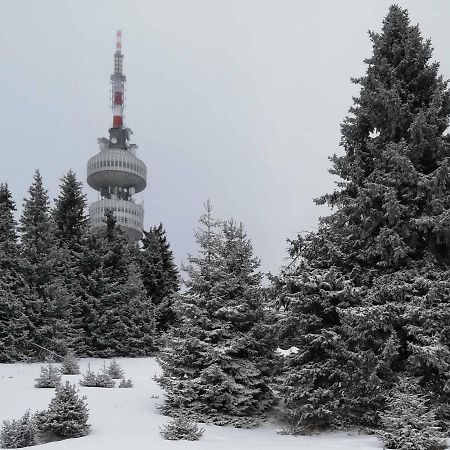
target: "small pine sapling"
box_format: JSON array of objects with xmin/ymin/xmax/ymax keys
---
[
  {"xmin": 160, "ymin": 415, "xmax": 204, "ymax": 441},
  {"xmin": 79, "ymin": 365, "xmax": 114, "ymax": 388},
  {"xmin": 94, "ymin": 371, "xmax": 115, "ymax": 388},
  {"xmin": 118, "ymin": 378, "xmax": 133, "ymax": 388},
  {"xmin": 35, "ymin": 381, "xmax": 90, "ymax": 439},
  {"xmin": 34, "ymin": 363, "xmax": 61, "ymax": 388},
  {"xmin": 106, "ymin": 360, "xmax": 124, "ymax": 379},
  {"xmin": 60, "ymin": 350, "xmax": 80, "ymax": 375},
  {"xmin": 79, "ymin": 364, "xmax": 97, "ymax": 387},
  {"xmin": 277, "ymin": 398, "xmax": 302, "ymax": 436},
  {"xmin": 378, "ymin": 377, "xmax": 446, "ymax": 450},
  {"xmin": 0, "ymin": 411, "xmax": 36, "ymax": 448}
]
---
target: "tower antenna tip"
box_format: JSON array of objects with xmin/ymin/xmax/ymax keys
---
[{"xmin": 116, "ymin": 30, "xmax": 122, "ymax": 50}]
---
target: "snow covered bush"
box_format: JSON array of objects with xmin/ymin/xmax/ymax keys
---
[
  {"xmin": 94, "ymin": 371, "xmax": 115, "ymax": 388},
  {"xmin": 35, "ymin": 381, "xmax": 90, "ymax": 440},
  {"xmin": 378, "ymin": 377, "xmax": 446, "ymax": 450},
  {"xmin": 106, "ymin": 360, "xmax": 124, "ymax": 379},
  {"xmin": 0, "ymin": 411, "xmax": 36, "ymax": 448},
  {"xmin": 160, "ymin": 416, "xmax": 204, "ymax": 441},
  {"xmin": 34, "ymin": 363, "xmax": 61, "ymax": 388},
  {"xmin": 79, "ymin": 365, "xmax": 114, "ymax": 388},
  {"xmin": 118, "ymin": 378, "xmax": 133, "ymax": 388},
  {"xmin": 60, "ymin": 350, "xmax": 80, "ymax": 375}
]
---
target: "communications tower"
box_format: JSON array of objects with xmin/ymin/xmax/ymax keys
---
[{"xmin": 87, "ymin": 31, "xmax": 147, "ymax": 242}]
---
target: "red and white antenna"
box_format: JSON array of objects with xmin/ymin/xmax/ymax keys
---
[
  {"xmin": 111, "ymin": 30, "xmax": 126, "ymax": 129},
  {"xmin": 116, "ymin": 29, "xmax": 122, "ymax": 51}
]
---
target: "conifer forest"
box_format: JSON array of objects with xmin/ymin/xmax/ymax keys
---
[{"xmin": 2, "ymin": 4, "xmax": 450, "ymax": 450}]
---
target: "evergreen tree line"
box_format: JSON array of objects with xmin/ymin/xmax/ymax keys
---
[{"xmin": 0, "ymin": 170, "xmax": 179, "ymax": 361}]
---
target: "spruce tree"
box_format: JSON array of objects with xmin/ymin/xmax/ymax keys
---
[
  {"xmin": 0, "ymin": 411, "xmax": 36, "ymax": 449},
  {"xmin": 278, "ymin": 5, "xmax": 450, "ymax": 430},
  {"xmin": 0, "ymin": 183, "xmax": 28, "ymax": 362},
  {"xmin": 20, "ymin": 171, "xmax": 52, "ymax": 261},
  {"xmin": 139, "ymin": 223, "xmax": 179, "ymax": 333},
  {"xmin": 19, "ymin": 170, "xmax": 74, "ymax": 357},
  {"xmin": 79, "ymin": 364, "xmax": 98, "ymax": 387},
  {"xmin": 158, "ymin": 204, "xmax": 274, "ymax": 426},
  {"xmin": 74, "ymin": 229, "xmax": 105, "ymax": 355},
  {"xmin": 121, "ymin": 266, "xmax": 157, "ymax": 355},
  {"xmin": 77, "ymin": 211, "xmax": 156, "ymax": 356},
  {"xmin": 53, "ymin": 170, "xmax": 88, "ymax": 248},
  {"xmin": 36, "ymin": 381, "xmax": 90, "ymax": 439},
  {"xmin": 60, "ymin": 350, "xmax": 80, "ymax": 375},
  {"xmin": 34, "ymin": 363, "xmax": 61, "ymax": 388},
  {"xmin": 52, "ymin": 171, "xmax": 88, "ymax": 355},
  {"xmin": 160, "ymin": 416, "xmax": 204, "ymax": 441},
  {"xmin": 106, "ymin": 360, "xmax": 124, "ymax": 379},
  {"xmin": 0, "ymin": 183, "xmax": 18, "ymax": 252}
]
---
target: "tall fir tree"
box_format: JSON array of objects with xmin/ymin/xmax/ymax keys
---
[
  {"xmin": 53, "ymin": 170, "xmax": 88, "ymax": 249},
  {"xmin": 139, "ymin": 223, "xmax": 179, "ymax": 333},
  {"xmin": 278, "ymin": 5, "xmax": 450, "ymax": 431},
  {"xmin": 0, "ymin": 183, "xmax": 28, "ymax": 362},
  {"xmin": 0, "ymin": 183, "xmax": 18, "ymax": 253},
  {"xmin": 19, "ymin": 170, "xmax": 74, "ymax": 357},
  {"xmin": 158, "ymin": 203, "xmax": 275, "ymax": 427},
  {"xmin": 75, "ymin": 229, "xmax": 106, "ymax": 356},
  {"xmin": 52, "ymin": 170, "xmax": 88, "ymax": 354},
  {"xmin": 120, "ymin": 265, "xmax": 157, "ymax": 355},
  {"xmin": 76, "ymin": 210, "xmax": 156, "ymax": 356}
]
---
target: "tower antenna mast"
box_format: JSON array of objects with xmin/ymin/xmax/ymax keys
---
[{"xmin": 111, "ymin": 30, "xmax": 126, "ymax": 130}]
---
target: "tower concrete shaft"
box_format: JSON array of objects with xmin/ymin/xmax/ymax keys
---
[{"xmin": 87, "ymin": 31, "xmax": 147, "ymax": 242}]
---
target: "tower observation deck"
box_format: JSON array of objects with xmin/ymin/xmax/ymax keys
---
[{"xmin": 87, "ymin": 31, "xmax": 147, "ymax": 242}]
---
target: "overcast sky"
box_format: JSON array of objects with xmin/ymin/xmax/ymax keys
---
[{"xmin": 2, "ymin": 0, "xmax": 450, "ymax": 274}]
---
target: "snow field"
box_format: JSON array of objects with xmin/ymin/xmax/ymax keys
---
[{"xmin": 0, "ymin": 358, "xmax": 381, "ymax": 449}]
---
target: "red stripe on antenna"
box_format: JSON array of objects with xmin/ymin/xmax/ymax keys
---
[
  {"xmin": 116, "ymin": 30, "xmax": 122, "ymax": 49},
  {"xmin": 113, "ymin": 116, "xmax": 123, "ymax": 128},
  {"xmin": 114, "ymin": 92, "xmax": 123, "ymax": 105}
]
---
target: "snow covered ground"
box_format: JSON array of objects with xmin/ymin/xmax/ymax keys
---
[{"xmin": 0, "ymin": 358, "xmax": 382, "ymax": 449}]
